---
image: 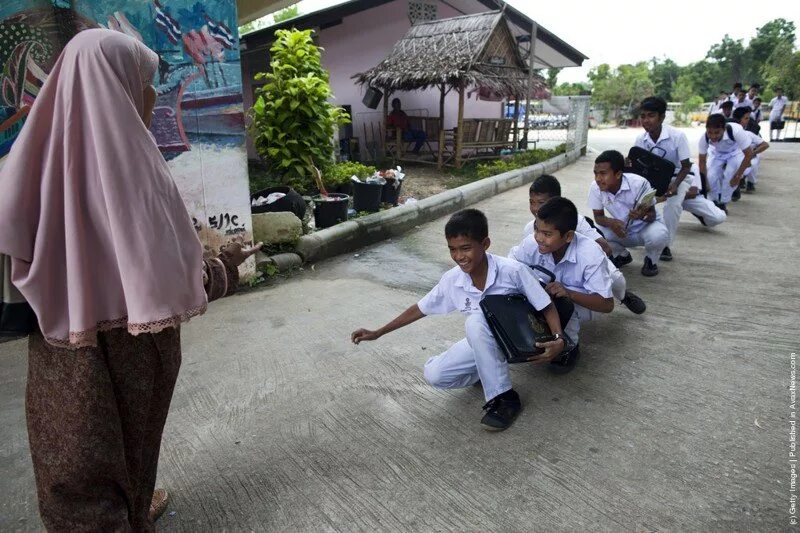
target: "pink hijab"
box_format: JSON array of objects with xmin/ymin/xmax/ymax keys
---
[{"xmin": 0, "ymin": 29, "xmax": 207, "ymax": 348}]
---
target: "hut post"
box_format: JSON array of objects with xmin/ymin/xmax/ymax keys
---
[
  {"xmin": 383, "ymin": 89, "xmax": 393, "ymax": 158},
  {"xmin": 522, "ymin": 22, "xmax": 538, "ymax": 150},
  {"xmin": 438, "ymin": 84, "xmax": 446, "ymax": 169},
  {"xmin": 455, "ymin": 84, "xmax": 465, "ymax": 169},
  {"xmin": 512, "ymin": 97, "xmax": 520, "ymax": 149}
]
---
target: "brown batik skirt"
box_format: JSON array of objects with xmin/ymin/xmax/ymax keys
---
[{"xmin": 26, "ymin": 327, "xmax": 182, "ymax": 532}]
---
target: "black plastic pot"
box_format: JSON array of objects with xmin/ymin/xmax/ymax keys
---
[
  {"xmin": 381, "ymin": 180, "xmax": 403, "ymax": 206},
  {"xmin": 313, "ymin": 194, "xmax": 349, "ymax": 229},
  {"xmin": 352, "ymin": 181, "xmax": 383, "ymax": 213},
  {"xmin": 333, "ymin": 181, "xmax": 354, "ymax": 197},
  {"xmin": 251, "ymin": 186, "xmax": 306, "ymax": 219}
]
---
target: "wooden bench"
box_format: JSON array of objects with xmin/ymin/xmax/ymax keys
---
[
  {"xmin": 440, "ymin": 118, "xmax": 515, "ymax": 167},
  {"xmin": 384, "ymin": 116, "xmax": 441, "ymax": 164}
]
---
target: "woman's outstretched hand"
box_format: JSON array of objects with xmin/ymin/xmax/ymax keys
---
[{"xmin": 221, "ymin": 238, "xmax": 263, "ymax": 267}]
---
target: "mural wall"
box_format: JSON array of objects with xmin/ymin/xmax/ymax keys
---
[{"xmin": 0, "ymin": 0, "xmax": 253, "ymax": 261}]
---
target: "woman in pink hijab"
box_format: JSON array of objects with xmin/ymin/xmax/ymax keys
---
[{"xmin": 0, "ymin": 29, "xmax": 260, "ymax": 530}]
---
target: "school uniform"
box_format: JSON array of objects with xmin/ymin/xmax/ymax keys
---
[
  {"xmin": 743, "ymin": 131, "xmax": 766, "ymax": 185},
  {"xmin": 698, "ymin": 122, "xmax": 751, "ymax": 204},
  {"xmin": 634, "ymin": 124, "xmax": 691, "ymax": 248},
  {"xmin": 509, "ymin": 232, "xmax": 612, "ymax": 343},
  {"xmin": 751, "ymin": 106, "xmax": 762, "ymax": 123},
  {"xmin": 733, "ymin": 97, "xmax": 753, "ymax": 110},
  {"xmin": 420, "ymin": 253, "xmax": 552, "ymax": 402},
  {"xmin": 523, "ymin": 217, "xmax": 626, "ymax": 301},
  {"xmin": 769, "ymin": 96, "xmax": 789, "ymax": 124},
  {"xmin": 588, "ymin": 173, "xmax": 670, "ymax": 264},
  {"xmin": 681, "ymin": 164, "xmax": 727, "ymax": 227}
]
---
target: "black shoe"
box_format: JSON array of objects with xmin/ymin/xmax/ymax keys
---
[
  {"xmin": 621, "ymin": 291, "xmax": 646, "ymax": 314},
  {"xmin": 691, "ymin": 213, "xmax": 707, "ymax": 226},
  {"xmin": 746, "ymin": 182, "xmax": 755, "ymax": 192},
  {"xmin": 611, "ymin": 253, "xmax": 633, "ymax": 268},
  {"xmin": 480, "ymin": 390, "xmax": 522, "ymax": 431},
  {"xmin": 713, "ymin": 202, "xmax": 728, "ymax": 214},
  {"xmin": 659, "ymin": 246, "xmax": 673, "ymax": 262},
  {"xmin": 548, "ymin": 344, "xmax": 581, "ymax": 375},
  {"xmin": 731, "ymin": 187, "xmax": 741, "ymax": 202},
  {"xmin": 641, "ymin": 257, "xmax": 659, "ymax": 277}
]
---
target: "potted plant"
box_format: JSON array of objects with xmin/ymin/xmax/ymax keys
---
[
  {"xmin": 311, "ymin": 168, "xmax": 349, "ymax": 229},
  {"xmin": 325, "ymin": 161, "xmax": 376, "ymax": 197},
  {"xmin": 248, "ymin": 29, "xmax": 350, "ymax": 197}
]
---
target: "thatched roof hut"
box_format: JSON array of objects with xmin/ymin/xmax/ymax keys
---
[{"xmin": 354, "ymin": 10, "xmax": 545, "ymax": 97}]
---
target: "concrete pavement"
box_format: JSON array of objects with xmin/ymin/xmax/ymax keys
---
[{"xmin": 1, "ymin": 128, "xmax": 796, "ymax": 531}]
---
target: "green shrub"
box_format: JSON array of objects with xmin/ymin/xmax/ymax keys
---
[
  {"xmin": 249, "ymin": 29, "xmax": 350, "ymax": 193},
  {"xmin": 325, "ymin": 161, "xmax": 376, "ymax": 186},
  {"xmin": 475, "ymin": 146, "xmax": 565, "ymax": 178}
]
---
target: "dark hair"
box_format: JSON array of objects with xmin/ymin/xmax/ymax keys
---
[
  {"xmin": 537, "ymin": 197, "xmax": 578, "ymax": 235},
  {"xmin": 445, "ymin": 209, "xmax": 488, "ymax": 242},
  {"xmin": 732, "ymin": 106, "xmax": 752, "ymax": 121},
  {"xmin": 594, "ymin": 150, "xmax": 625, "ymax": 173},
  {"xmin": 733, "ymin": 82, "xmax": 742, "ymax": 89},
  {"xmin": 776, "ymin": 87, "xmax": 783, "ymax": 92},
  {"xmin": 391, "ymin": 98, "xmax": 401, "ymax": 108},
  {"xmin": 706, "ymin": 114, "xmax": 727, "ymax": 129},
  {"xmin": 529, "ymin": 174, "xmax": 561, "ymax": 197},
  {"xmin": 754, "ymin": 97, "xmax": 762, "ymax": 103},
  {"xmin": 640, "ymin": 96, "xmax": 667, "ymax": 115},
  {"xmin": 749, "ymin": 83, "xmax": 760, "ymax": 89},
  {"xmin": 721, "ymin": 101, "xmax": 734, "ymax": 109}
]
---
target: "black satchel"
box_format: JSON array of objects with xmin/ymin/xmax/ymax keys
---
[
  {"xmin": 479, "ymin": 265, "xmax": 573, "ymax": 364},
  {"xmin": 626, "ymin": 146, "xmax": 675, "ymax": 196}
]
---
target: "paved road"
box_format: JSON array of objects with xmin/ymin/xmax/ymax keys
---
[{"xmin": 1, "ymin": 129, "xmax": 796, "ymax": 531}]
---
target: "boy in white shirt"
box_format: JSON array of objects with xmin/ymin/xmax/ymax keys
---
[
  {"xmin": 769, "ymin": 87, "xmax": 789, "ymax": 141},
  {"xmin": 733, "ymin": 107, "xmax": 769, "ymax": 192},
  {"xmin": 509, "ymin": 197, "xmax": 614, "ymax": 351},
  {"xmin": 589, "ymin": 150, "xmax": 670, "ymax": 277},
  {"xmin": 680, "ymin": 163, "xmax": 727, "ymax": 228},
  {"xmin": 698, "ymin": 114, "xmax": 754, "ymax": 211},
  {"xmin": 525, "ymin": 174, "xmax": 646, "ymax": 314},
  {"xmin": 634, "ymin": 96, "xmax": 692, "ymax": 262},
  {"xmin": 711, "ymin": 91, "xmax": 729, "ymax": 114},
  {"xmin": 351, "ymin": 209, "xmax": 566, "ymax": 431}
]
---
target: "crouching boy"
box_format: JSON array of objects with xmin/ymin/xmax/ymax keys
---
[
  {"xmin": 510, "ymin": 197, "xmax": 614, "ymax": 354},
  {"xmin": 698, "ymin": 114, "xmax": 753, "ymax": 211},
  {"xmin": 351, "ymin": 209, "xmax": 565, "ymax": 431},
  {"xmin": 589, "ymin": 150, "xmax": 669, "ymax": 277},
  {"xmin": 681, "ymin": 163, "xmax": 727, "ymax": 228}
]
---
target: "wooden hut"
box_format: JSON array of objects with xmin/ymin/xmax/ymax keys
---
[{"xmin": 354, "ymin": 10, "xmax": 547, "ymax": 168}]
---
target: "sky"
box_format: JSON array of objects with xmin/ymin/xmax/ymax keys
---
[{"xmin": 256, "ymin": 0, "xmax": 799, "ymax": 84}]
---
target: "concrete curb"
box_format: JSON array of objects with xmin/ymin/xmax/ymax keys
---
[{"xmin": 295, "ymin": 148, "xmax": 584, "ymax": 263}]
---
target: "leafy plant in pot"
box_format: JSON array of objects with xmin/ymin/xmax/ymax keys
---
[
  {"xmin": 311, "ymin": 167, "xmax": 349, "ymax": 229},
  {"xmin": 325, "ymin": 161, "xmax": 376, "ymax": 196},
  {"xmin": 248, "ymin": 29, "xmax": 350, "ymax": 195}
]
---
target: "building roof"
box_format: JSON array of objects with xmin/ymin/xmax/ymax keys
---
[
  {"xmin": 353, "ymin": 11, "xmax": 545, "ymax": 96},
  {"xmin": 240, "ymin": 0, "xmax": 588, "ymax": 68}
]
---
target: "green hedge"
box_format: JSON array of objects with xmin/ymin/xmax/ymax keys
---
[{"xmin": 475, "ymin": 145, "xmax": 567, "ymax": 178}]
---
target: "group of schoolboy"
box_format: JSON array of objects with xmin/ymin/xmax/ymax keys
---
[{"xmin": 351, "ymin": 92, "xmax": 777, "ymax": 432}]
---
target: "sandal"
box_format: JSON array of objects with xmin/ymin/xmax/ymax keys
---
[{"xmin": 149, "ymin": 488, "xmax": 169, "ymax": 522}]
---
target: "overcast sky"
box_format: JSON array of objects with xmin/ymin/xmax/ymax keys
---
[{"xmin": 276, "ymin": 0, "xmax": 799, "ymax": 83}]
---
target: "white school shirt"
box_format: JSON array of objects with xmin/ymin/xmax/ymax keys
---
[
  {"xmin": 698, "ymin": 122, "xmax": 750, "ymax": 158},
  {"xmin": 751, "ymin": 107, "xmax": 762, "ymax": 123},
  {"xmin": 523, "ymin": 214, "xmax": 603, "ymax": 242},
  {"xmin": 746, "ymin": 130, "xmax": 765, "ymax": 150},
  {"xmin": 587, "ymin": 172, "xmax": 653, "ymax": 234},
  {"xmin": 417, "ymin": 253, "xmax": 552, "ymax": 317},
  {"xmin": 508, "ymin": 232, "xmax": 612, "ymax": 298},
  {"xmin": 769, "ymin": 96, "xmax": 788, "ymax": 118},
  {"xmin": 732, "ymin": 97, "xmax": 752, "ymax": 110},
  {"xmin": 634, "ymin": 124, "xmax": 691, "ymax": 176}
]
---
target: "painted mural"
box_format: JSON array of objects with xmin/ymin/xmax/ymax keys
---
[{"xmin": 0, "ymin": 0, "xmax": 253, "ymax": 260}]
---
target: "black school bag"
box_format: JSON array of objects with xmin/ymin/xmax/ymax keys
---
[
  {"xmin": 479, "ymin": 265, "xmax": 573, "ymax": 364},
  {"xmin": 626, "ymin": 146, "xmax": 675, "ymax": 196}
]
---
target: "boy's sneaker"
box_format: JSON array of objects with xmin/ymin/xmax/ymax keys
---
[
  {"xmin": 691, "ymin": 213, "xmax": 707, "ymax": 226},
  {"xmin": 713, "ymin": 202, "xmax": 728, "ymax": 214},
  {"xmin": 548, "ymin": 344, "xmax": 581, "ymax": 375},
  {"xmin": 611, "ymin": 253, "xmax": 633, "ymax": 268},
  {"xmin": 731, "ymin": 187, "xmax": 741, "ymax": 201},
  {"xmin": 641, "ymin": 257, "xmax": 659, "ymax": 277},
  {"xmin": 746, "ymin": 182, "xmax": 755, "ymax": 192},
  {"xmin": 481, "ymin": 389, "xmax": 522, "ymax": 431},
  {"xmin": 659, "ymin": 247, "xmax": 673, "ymax": 261},
  {"xmin": 621, "ymin": 291, "xmax": 646, "ymax": 314}
]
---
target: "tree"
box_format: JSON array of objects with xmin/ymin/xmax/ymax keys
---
[
  {"xmin": 649, "ymin": 58, "xmax": 681, "ymax": 100},
  {"xmin": 239, "ymin": 6, "xmax": 302, "ymax": 35},
  {"xmin": 749, "ymin": 19, "xmax": 796, "ymax": 69},
  {"xmin": 762, "ymin": 41, "xmax": 800, "ymax": 99},
  {"xmin": 546, "ymin": 67, "xmax": 562, "ymax": 89},
  {"xmin": 590, "ymin": 62, "xmax": 654, "ymax": 123},
  {"xmin": 553, "ymin": 82, "xmax": 590, "ymax": 96},
  {"xmin": 706, "ymin": 34, "xmax": 748, "ymax": 87},
  {"xmin": 249, "ymin": 29, "xmax": 350, "ymax": 193}
]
